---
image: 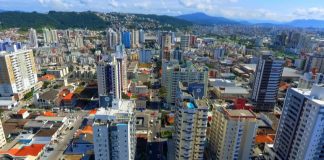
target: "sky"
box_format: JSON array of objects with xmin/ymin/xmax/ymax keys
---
[{"xmin": 1, "ymin": 0, "xmax": 324, "ymax": 21}]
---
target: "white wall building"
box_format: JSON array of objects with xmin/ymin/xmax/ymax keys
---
[
  {"xmin": 93, "ymin": 100, "xmax": 136, "ymax": 160},
  {"xmin": 274, "ymin": 85, "xmax": 324, "ymax": 160}
]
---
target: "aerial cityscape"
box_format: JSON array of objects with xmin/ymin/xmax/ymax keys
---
[{"xmin": 0, "ymin": 0, "xmax": 324, "ymax": 160}]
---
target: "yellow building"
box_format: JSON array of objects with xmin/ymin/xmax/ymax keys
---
[{"xmin": 0, "ymin": 49, "xmax": 38, "ymax": 100}]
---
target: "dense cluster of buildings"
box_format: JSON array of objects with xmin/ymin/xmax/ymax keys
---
[{"xmin": 0, "ymin": 23, "xmax": 324, "ymax": 160}]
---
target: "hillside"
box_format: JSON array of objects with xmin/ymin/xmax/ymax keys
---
[
  {"xmin": 176, "ymin": 12, "xmax": 240, "ymax": 25},
  {"xmin": 0, "ymin": 11, "xmax": 193, "ymax": 30}
]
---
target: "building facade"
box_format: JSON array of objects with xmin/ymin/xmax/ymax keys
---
[
  {"xmin": 174, "ymin": 99, "xmax": 208, "ymax": 160},
  {"xmin": 208, "ymin": 107, "xmax": 257, "ymax": 160},
  {"xmin": 251, "ymin": 54, "xmax": 284, "ymax": 111},
  {"xmin": 0, "ymin": 49, "xmax": 38, "ymax": 99},
  {"xmin": 93, "ymin": 100, "xmax": 136, "ymax": 160},
  {"xmin": 274, "ymin": 85, "xmax": 324, "ymax": 160},
  {"xmin": 162, "ymin": 61, "xmax": 208, "ymax": 104}
]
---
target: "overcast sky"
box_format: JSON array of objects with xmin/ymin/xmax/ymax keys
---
[{"xmin": 1, "ymin": 0, "xmax": 324, "ymax": 21}]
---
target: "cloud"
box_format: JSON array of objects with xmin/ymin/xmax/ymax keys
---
[
  {"xmin": 293, "ymin": 7, "xmax": 324, "ymax": 18},
  {"xmin": 133, "ymin": 1, "xmax": 151, "ymax": 9},
  {"xmin": 38, "ymin": 0, "xmax": 73, "ymax": 10}
]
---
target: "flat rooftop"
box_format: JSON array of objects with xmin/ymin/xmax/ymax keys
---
[
  {"xmin": 224, "ymin": 109, "xmax": 256, "ymax": 118},
  {"xmin": 240, "ymin": 64, "xmax": 301, "ymax": 78}
]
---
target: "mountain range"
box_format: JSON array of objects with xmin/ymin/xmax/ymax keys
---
[
  {"xmin": 0, "ymin": 11, "xmax": 324, "ymax": 30},
  {"xmin": 176, "ymin": 12, "xmax": 324, "ymax": 28}
]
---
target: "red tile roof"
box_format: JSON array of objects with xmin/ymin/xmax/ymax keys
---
[
  {"xmin": 63, "ymin": 93, "xmax": 74, "ymax": 101},
  {"xmin": 0, "ymin": 144, "xmax": 45, "ymax": 157},
  {"xmin": 17, "ymin": 109, "xmax": 28, "ymax": 115}
]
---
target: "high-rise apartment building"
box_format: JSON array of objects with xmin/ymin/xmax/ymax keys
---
[
  {"xmin": 303, "ymin": 53, "xmax": 324, "ymax": 73},
  {"xmin": 139, "ymin": 29, "xmax": 145, "ymax": 43},
  {"xmin": 122, "ymin": 31, "xmax": 131, "ymax": 49},
  {"xmin": 28, "ymin": 28, "xmax": 38, "ymax": 48},
  {"xmin": 97, "ymin": 50, "xmax": 127, "ymax": 99},
  {"xmin": 0, "ymin": 49, "xmax": 38, "ymax": 99},
  {"xmin": 131, "ymin": 29, "xmax": 139, "ymax": 48},
  {"xmin": 162, "ymin": 61, "xmax": 208, "ymax": 104},
  {"xmin": 174, "ymin": 97, "xmax": 208, "ymax": 160},
  {"xmin": 106, "ymin": 28, "xmax": 118, "ymax": 50},
  {"xmin": 0, "ymin": 120, "xmax": 6, "ymax": 148},
  {"xmin": 93, "ymin": 99, "xmax": 136, "ymax": 160},
  {"xmin": 208, "ymin": 107, "xmax": 257, "ymax": 160},
  {"xmin": 43, "ymin": 28, "xmax": 58, "ymax": 44},
  {"xmin": 180, "ymin": 35, "xmax": 190, "ymax": 51},
  {"xmin": 160, "ymin": 33, "xmax": 172, "ymax": 60},
  {"xmin": 251, "ymin": 54, "xmax": 284, "ymax": 111},
  {"xmin": 274, "ymin": 85, "xmax": 324, "ymax": 160}
]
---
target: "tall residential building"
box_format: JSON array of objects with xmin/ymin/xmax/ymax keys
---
[
  {"xmin": 0, "ymin": 49, "xmax": 38, "ymax": 99},
  {"xmin": 93, "ymin": 99, "xmax": 136, "ymax": 160},
  {"xmin": 174, "ymin": 95, "xmax": 208, "ymax": 160},
  {"xmin": 28, "ymin": 28, "xmax": 38, "ymax": 48},
  {"xmin": 208, "ymin": 106, "xmax": 258, "ymax": 160},
  {"xmin": 115, "ymin": 49, "xmax": 128, "ymax": 94},
  {"xmin": 97, "ymin": 51, "xmax": 127, "ymax": 99},
  {"xmin": 139, "ymin": 29, "xmax": 145, "ymax": 43},
  {"xmin": 251, "ymin": 54, "xmax": 284, "ymax": 111},
  {"xmin": 160, "ymin": 32, "xmax": 172, "ymax": 61},
  {"xmin": 303, "ymin": 53, "xmax": 324, "ymax": 73},
  {"xmin": 162, "ymin": 61, "xmax": 208, "ymax": 104},
  {"xmin": 180, "ymin": 35, "xmax": 190, "ymax": 51},
  {"xmin": 131, "ymin": 29, "xmax": 139, "ymax": 48},
  {"xmin": 139, "ymin": 49, "xmax": 153, "ymax": 64},
  {"xmin": 0, "ymin": 120, "xmax": 6, "ymax": 148},
  {"xmin": 274, "ymin": 85, "xmax": 324, "ymax": 160},
  {"xmin": 122, "ymin": 31, "xmax": 131, "ymax": 49},
  {"xmin": 43, "ymin": 28, "xmax": 58, "ymax": 44},
  {"xmin": 106, "ymin": 28, "xmax": 118, "ymax": 50}
]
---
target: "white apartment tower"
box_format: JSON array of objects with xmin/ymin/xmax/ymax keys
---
[
  {"xmin": 251, "ymin": 54, "xmax": 284, "ymax": 111},
  {"xmin": 174, "ymin": 99, "xmax": 208, "ymax": 160},
  {"xmin": 0, "ymin": 49, "xmax": 38, "ymax": 99},
  {"xmin": 28, "ymin": 28, "xmax": 38, "ymax": 48},
  {"xmin": 180, "ymin": 35, "xmax": 190, "ymax": 51},
  {"xmin": 107, "ymin": 28, "xmax": 118, "ymax": 50},
  {"xmin": 131, "ymin": 29, "xmax": 139, "ymax": 48},
  {"xmin": 208, "ymin": 107, "xmax": 258, "ymax": 160},
  {"xmin": 162, "ymin": 61, "xmax": 208, "ymax": 104},
  {"xmin": 274, "ymin": 85, "xmax": 324, "ymax": 160},
  {"xmin": 93, "ymin": 99, "xmax": 136, "ymax": 160}
]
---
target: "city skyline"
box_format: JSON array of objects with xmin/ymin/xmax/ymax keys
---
[{"xmin": 1, "ymin": 0, "xmax": 324, "ymax": 21}]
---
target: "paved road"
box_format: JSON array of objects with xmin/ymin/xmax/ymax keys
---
[{"xmin": 43, "ymin": 111, "xmax": 86, "ymax": 160}]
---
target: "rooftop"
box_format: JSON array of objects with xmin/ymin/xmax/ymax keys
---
[{"xmin": 223, "ymin": 108, "xmax": 256, "ymax": 119}]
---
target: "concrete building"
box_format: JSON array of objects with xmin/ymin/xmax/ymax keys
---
[
  {"xmin": 139, "ymin": 49, "xmax": 153, "ymax": 64},
  {"xmin": 97, "ymin": 52, "xmax": 127, "ymax": 99},
  {"xmin": 106, "ymin": 28, "xmax": 118, "ymax": 50},
  {"xmin": 0, "ymin": 119, "xmax": 6, "ymax": 148},
  {"xmin": 131, "ymin": 29, "xmax": 139, "ymax": 48},
  {"xmin": 122, "ymin": 32, "xmax": 131, "ymax": 49},
  {"xmin": 208, "ymin": 107, "xmax": 257, "ymax": 160},
  {"xmin": 174, "ymin": 99, "xmax": 208, "ymax": 160},
  {"xmin": 139, "ymin": 29, "xmax": 145, "ymax": 43},
  {"xmin": 162, "ymin": 61, "xmax": 208, "ymax": 104},
  {"xmin": 180, "ymin": 35, "xmax": 190, "ymax": 51},
  {"xmin": 160, "ymin": 32, "xmax": 172, "ymax": 61},
  {"xmin": 93, "ymin": 100, "xmax": 136, "ymax": 160},
  {"xmin": 0, "ymin": 49, "xmax": 38, "ymax": 100},
  {"xmin": 251, "ymin": 54, "xmax": 284, "ymax": 111},
  {"xmin": 273, "ymin": 85, "xmax": 324, "ymax": 160},
  {"xmin": 29, "ymin": 28, "xmax": 38, "ymax": 48}
]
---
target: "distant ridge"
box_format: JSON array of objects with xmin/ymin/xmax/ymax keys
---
[
  {"xmin": 0, "ymin": 11, "xmax": 193, "ymax": 30},
  {"xmin": 176, "ymin": 12, "xmax": 240, "ymax": 25}
]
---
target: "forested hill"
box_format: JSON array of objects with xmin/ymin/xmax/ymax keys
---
[{"xmin": 0, "ymin": 11, "xmax": 193, "ymax": 30}]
